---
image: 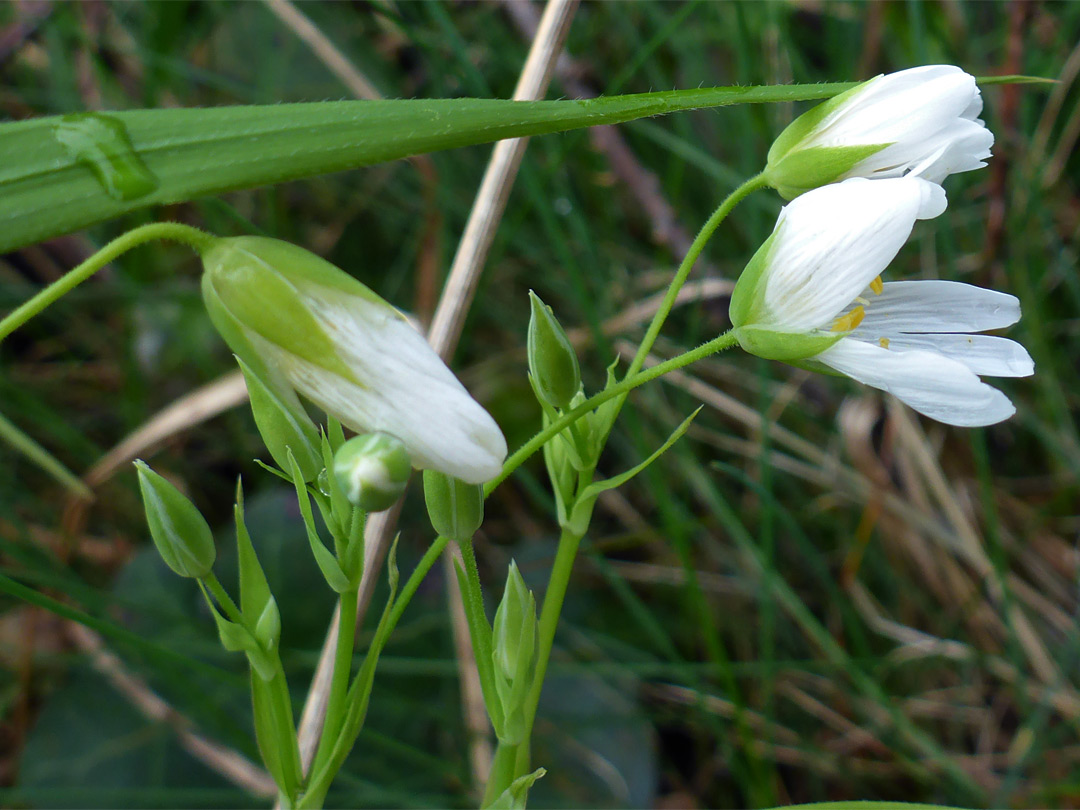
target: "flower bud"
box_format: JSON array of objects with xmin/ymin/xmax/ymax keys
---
[
  {"xmin": 422, "ymin": 470, "xmax": 483, "ymax": 542},
  {"xmin": 491, "ymin": 561, "xmax": 536, "ymax": 683},
  {"xmin": 134, "ymin": 460, "xmax": 216, "ymax": 578},
  {"xmin": 333, "ymin": 433, "xmax": 411, "ymax": 513},
  {"xmin": 201, "ymin": 236, "xmax": 507, "ymax": 484},
  {"xmin": 765, "ymin": 65, "xmax": 993, "ymax": 199},
  {"xmin": 527, "ymin": 291, "xmax": 581, "ymax": 410}
]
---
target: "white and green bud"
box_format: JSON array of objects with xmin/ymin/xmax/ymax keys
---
[
  {"xmin": 237, "ymin": 357, "xmax": 322, "ymax": 482},
  {"xmin": 766, "ymin": 66, "xmax": 993, "ymax": 199},
  {"xmin": 201, "ymin": 236, "xmax": 506, "ymax": 484},
  {"xmin": 527, "ymin": 291, "xmax": 581, "ymax": 410},
  {"xmin": 332, "ymin": 433, "xmax": 411, "ymax": 513},
  {"xmin": 134, "ymin": 460, "xmax": 216, "ymax": 579},
  {"xmin": 422, "ymin": 470, "xmax": 484, "ymax": 543}
]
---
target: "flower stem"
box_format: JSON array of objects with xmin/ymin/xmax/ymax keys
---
[
  {"xmin": 485, "ymin": 329, "xmax": 740, "ymax": 496},
  {"xmin": 298, "ymin": 536, "xmax": 451, "ymax": 809},
  {"xmin": 202, "ymin": 570, "xmax": 244, "ymax": 625},
  {"xmin": 0, "ymin": 221, "xmax": 215, "ymax": 343},
  {"xmin": 310, "ymin": 586, "xmax": 359, "ymax": 779},
  {"xmin": 627, "ymin": 172, "xmax": 765, "ymax": 379}
]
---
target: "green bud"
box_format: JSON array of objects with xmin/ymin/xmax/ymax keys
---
[
  {"xmin": 135, "ymin": 461, "xmax": 216, "ymax": 579},
  {"xmin": 491, "ymin": 561, "xmax": 536, "ymax": 683},
  {"xmin": 333, "ymin": 433, "xmax": 411, "ymax": 512},
  {"xmin": 237, "ymin": 357, "xmax": 322, "ymax": 482},
  {"xmin": 527, "ymin": 291, "xmax": 581, "ymax": 410},
  {"xmin": 422, "ymin": 470, "xmax": 484, "ymax": 542}
]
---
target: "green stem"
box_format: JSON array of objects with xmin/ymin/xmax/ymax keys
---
[
  {"xmin": 456, "ymin": 538, "xmax": 500, "ymax": 724},
  {"xmin": 485, "ymin": 330, "xmax": 739, "ymax": 496},
  {"xmin": 0, "ymin": 221, "xmax": 215, "ymax": 343},
  {"xmin": 482, "ymin": 742, "xmax": 521, "ymax": 807},
  {"xmin": 268, "ymin": 668, "xmax": 304, "ymax": 803},
  {"xmin": 202, "ymin": 571, "xmax": 244, "ymax": 625},
  {"xmin": 309, "ymin": 586, "xmax": 359, "ymax": 779},
  {"xmin": 483, "ymin": 525, "xmax": 584, "ymax": 803},
  {"xmin": 626, "ymin": 173, "xmax": 765, "ymax": 379},
  {"xmin": 298, "ymin": 536, "xmax": 451, "ymax": 809}
]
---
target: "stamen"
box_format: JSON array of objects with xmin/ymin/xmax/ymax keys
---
[
  {"xmin": 878, "ymin": 337, "xmax": 890, "ymax": 348},
  {"xmin": 831, "ymin": 305, "xmax": 865, "ymax": 332},
  {"xmin": 870, "ymin": 276, "xmax": 884, "ymax": 295},
  {"xmin": 855, "ymin": 296, "xmax": 870, "ymax": 306}
]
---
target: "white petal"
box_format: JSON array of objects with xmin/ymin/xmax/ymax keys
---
[
  {"xmin": 852, "ymin": 280, "xmax": 1021, "ymax": 334},
  {"xmin": 816, "ymin": 339, "xmax": 1016, "ymax": 427},
  {"xmin": 252, "ymin": 290, "xmax": 507, "ymax": 484},
  {"xmin": 760, "ymin": 177, "xmax": 945, "ymax": 331},
  {"xmin": 852, "ymin": 333, "xmax": 1033, "ymax": 377},
  {"xmin": 817, "ymin": 66, "xmax": 977, "ymax": 147}
]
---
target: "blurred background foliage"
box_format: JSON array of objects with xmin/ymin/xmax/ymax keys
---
[{"xmin": 0, "ymin": 0, "xmax": 1078, "ymax": 807}]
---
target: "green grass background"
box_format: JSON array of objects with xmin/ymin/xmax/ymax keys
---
[{"xmin": 1, "ymin": 1, "xmax": 1079, "ymax": 807}]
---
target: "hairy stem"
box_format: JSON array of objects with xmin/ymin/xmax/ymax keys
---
[{"xmin": 0, "ymin": 221, "xmax": 215, "ymax": 343}]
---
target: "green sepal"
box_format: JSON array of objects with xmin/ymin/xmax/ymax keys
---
[
  {"xmin": 201, "ymin": 238, "xmax": 358, "ymax": 382},
  {"xmin": 733, "ymin": 325, "xmax": 844, "ymax": 362},
  {"xmin": 287, "ymin": 450, "xmax": 352, "ymax": 593},
  {"xmin": 767, "ymin": 77, "xmax": 874, "ymax": 165},
  {"xmin": 488, "ymin": 768, "xmax": 547, "ymax": 810},
  {"xmin": 211, "ymin": 236, "xmax": 388, "ymax": 305},
  {"xmin": 326, "ymin": 416, "xmax": 346, "ymax": 454},
  {"xmin": 540, "ymin": 411, "xmax": 574, "ymax": 529},
  {"xmin": 201, "ymin": 270, "xmax": 304, "ymax": 408},
  {"xmin": 490, "ymin": 561, "xmax": 536, "ymax": 746},
  {"xmin": 134, "ymin": 460, "xmax": 216, "ymax": 579},
  {"xmin": 200, "ymin": 583, "xmax": 276, "ymax": 681},
  {"xmin": 321, "ymin": 433, "xmax": 352, "ymax": 541},
  {"xmin": 765, "ymin": 143, "xmax": 890, "ymax": 199},
  {"xmin": 237, "ymin": 357, "xmax": 322, "ymax": 483},
  {"xmin": 423, "ymin": 470, "xmax": 484, "ymax": 543},
  {"xmin": 567, "ymin": 407, "xmax": 701, "ymax": 535},
  {"xmin": 728, "ymin": 227, "xmax": 781, "ymax": 330},
  {"xmin": 249, "ymin": 672, "xmax": 295, "ymax": 796},
  {"xmin": 452, "ymin": 557, "xmax": 503, "ymax": 731},
  {"xmin": 342, "ymin": 508, "xmax": 367, "ymax": 584},
  {"xmin": 585, "ymin": 356, "xmax": 623, "ymax": 450},
  {"xmin": 235, "ymin": 480, "xmax": 280, "ymax": 652}
]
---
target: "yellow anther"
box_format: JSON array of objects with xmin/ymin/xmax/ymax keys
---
[
  {"xmin": 855, "ymin": 296, "xmax": 870, "ymax": 306},
  {"xmin": 870, "ymin": 275, "xmax": 884, "ymax": 295},
  {"xmin": 878, "ymin": 337, "xmax": 890, "ymax": 348},
  {"xmin": 831, "ymin": 305, "xmax": 865, "ymax": 332}
]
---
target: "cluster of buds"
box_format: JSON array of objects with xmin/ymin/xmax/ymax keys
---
[{"xmin": 734, "ymin": 65, "xmax": 1031, "ymax": 426}]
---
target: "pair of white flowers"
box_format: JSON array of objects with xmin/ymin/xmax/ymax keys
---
[
  {"xmin": 205, "ymin": 65, "xmax": 1028, "ymax": 488},
  {"xmin": 733, "ymin": 65, "xmax": 1030, "ymax": 427}
]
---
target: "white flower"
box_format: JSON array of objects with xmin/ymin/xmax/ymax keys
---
[
  {"xmin": 766, "ymin": 65, "xmax": 994, "ymax": 198},
  {"xmin": 202, "ymin": 237, "xmax": 507, "ymax": 484},
  {"xmin": 730, "ymin": 176, "xmax": 1031, "ymax": 427}
]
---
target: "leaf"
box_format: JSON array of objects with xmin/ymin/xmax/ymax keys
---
[
  {"xmin": 566, "ymin": 407, "xmax": 701, "ymax": 534},
  {"xmin": 1, "ymin": 85, "xmax": 862, "ymax": 253}
]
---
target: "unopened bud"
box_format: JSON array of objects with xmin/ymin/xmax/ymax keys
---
[
  {"xmin": 492, "ymin": 561, "xmax": 536, "ymax": 682},
  {"xmin": 135, "ymin": 461, "xmax": 216, "ymax": 578},
  {"xmin": 527, "ymin": 291, "xmax": 581, "ymax": 410},
  {"xmin": 333, "ymin": 433, "xmax": 411, "ymax": 512},
  {"xmin": 422, "ymin": 470, "xmax": 483, "ymax": 542}
]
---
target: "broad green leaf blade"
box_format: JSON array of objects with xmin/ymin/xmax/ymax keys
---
[{"xmin": 1, "ymin": 84, "xmax": 861, "ymax": 254}]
